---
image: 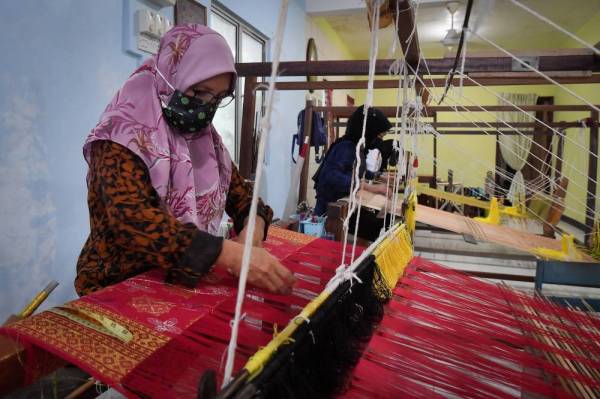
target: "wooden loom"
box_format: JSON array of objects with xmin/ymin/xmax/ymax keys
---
[
  {"xmin": 0, "ymin": 225, "xmax": 599, "ymax": 398},
  {"xmin": 2, "ymin": 4, "xmax": 600, "ymax": 398}
]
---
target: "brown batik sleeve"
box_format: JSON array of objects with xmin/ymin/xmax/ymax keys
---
[{"xmin": 92, "ymin": 141, "xmax": 223, "ymax": 287}]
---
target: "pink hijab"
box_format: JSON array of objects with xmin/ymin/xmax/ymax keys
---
[{"xmin": 84, "ymin": 24, "xmax": 235, "ymax": 234}]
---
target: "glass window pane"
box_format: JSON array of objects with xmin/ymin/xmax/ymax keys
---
[
  {"xmin": 213, "ymin": 101, "xmax": 236, "ymax": 157},
  {"xmin": 239, "ymin": 33, "xmax": 265, "ymax": 162},
  {"xmin": 241, "ymin": 32, "xmax": 263, "ymax": 63},
  {"xmin": 211, "ymin": 12, "xmax": 237, "ymax": 158},
  {"xmin": 211, "ymin": 13, "xmax": 236, "ymax": 59}
]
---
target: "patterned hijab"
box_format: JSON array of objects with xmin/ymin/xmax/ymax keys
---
[{"xmin": 84, "ymin": 24, "xmax": 236, "ymax": 234}]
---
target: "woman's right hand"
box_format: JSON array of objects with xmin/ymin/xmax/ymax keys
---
[{"xmin": 215, "ymin": 240, "xmax": 296, "ymax": 295}]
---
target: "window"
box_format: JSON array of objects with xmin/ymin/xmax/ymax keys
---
[{"xmin": 210, "ymin": 2, "xmax": 267, "ymax": 162}]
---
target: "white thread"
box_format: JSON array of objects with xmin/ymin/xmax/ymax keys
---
[
  {"xmin": 406, "ymin": 62, "xmax": 599, "ymax": 216},
  {"xmin": 508, "ymin": 0, "xmax": 600, "ymax": 56},
  {"xmin": 438, "ymin": 92, "xmax": 598, "ymax": 218},
  {"xmin": 155, "ymin": 66, "xmax": 175, "ymax": 91},
  {"xmin": 341, "ymin": 0, "xmax": 381, "ymax": 268},
  {"xmin": 421, "ymin": 124, "xmax": 589, "ymax": 230},
  {"xmin": 468, "ymin": 28, "xmax": 600, "ymax": 114},
  {"xmin": 446, "ymin": 79, "xmax": 600, "ymax": 209},
  {"xmin": 414, "ymin": 52, "xmax": 589, "ymax": 230},
  {"xmin": 309, "ymin": 330, "xmax": 316, "ymax": 345},
  {"xmin": 421, "ymin": 128, "xmax": 568, "ymax": 234},
  {"xmin": 222, "ymin": 0, "xmax": 288, "ymax": 387},
  {"xmin": 229, "ymin": 312, "xmax": 247, "ymax": 328},
  {"xmin": 458, "ymin": 29, "xmax": 468, "ymax": 96},
  {"xmin": 460, "ymin": 72, "xmax": 598, "ymax": 161}
]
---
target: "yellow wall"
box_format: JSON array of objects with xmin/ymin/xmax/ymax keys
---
[
  {"xmin": 553, "ymin": 11, "xmax": 600, "ymax": 223},
  {"xmin": 348, "ymin": 11, "xmax": 600, "ymax": 224},
  {"xmin": 353, "ymin": 83, "xmax": 557, "ymax": 188}
]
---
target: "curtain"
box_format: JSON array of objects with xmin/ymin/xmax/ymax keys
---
[{"xmin": 497, "ymin": 93, "xmax": 537, "ymax": 204}]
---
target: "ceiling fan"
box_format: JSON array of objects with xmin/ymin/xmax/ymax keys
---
[{"xmin": 441, "ymin": 1, "xmax": 461, "ymax": 50}]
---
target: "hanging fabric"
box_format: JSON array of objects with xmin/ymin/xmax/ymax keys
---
[{"xmin": 497, "ymin": 92, "xmax": 537, "ymax": 205}]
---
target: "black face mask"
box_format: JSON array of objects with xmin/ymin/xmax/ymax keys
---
[{"xmin": 162, "ymin": 90, "xmax": 218, "ymax": 134}]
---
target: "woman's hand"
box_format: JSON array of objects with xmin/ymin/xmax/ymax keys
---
[
  {"xmin": 363, "ymin": 181, "xmax": 389, "ymax": 196},
  {"xmin": 235, "ymin": 216, "xmax": 265, "ymax": 247},
  {"xmin": 215, "ymin": 239, "xmax": 296, "ymax": 295}
]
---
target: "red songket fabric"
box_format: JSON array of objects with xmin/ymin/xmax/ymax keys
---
[{"xmin": 1, "ymin": 227, "xmax": 361, "ymax": 397}]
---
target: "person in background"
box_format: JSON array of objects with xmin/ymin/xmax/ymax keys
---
[
  {"xmin": 76, "ymin": 24, "xmax": 295, "ymax": 296},
  {"xmin": 313, "ymin": 105, "xmax": 392, "ymax": 241}
]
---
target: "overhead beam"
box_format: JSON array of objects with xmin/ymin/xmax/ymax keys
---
[
  {"xmin": 432, "ymin": 129, "xmax": 556, "ymax": 136},
  {"xmin": 235, "ymin": 54, "xmax": 600, "ymax": 77},
  {"xmin": 252, "ymin": 74, "xmax": 600, "ymax": 91},
  {"xmin": 314, "ymin": 105, "xmax": 600, "ymax": 117},
  {"xmin": 332, "ymin": 120, "xmax": 586, "ymax": 129}
]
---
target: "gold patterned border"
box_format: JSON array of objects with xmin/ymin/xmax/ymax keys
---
[
  {"xmin": 268, "ymin": 226, "xmax": 316, "ymax": 246},
  {"xmin": 6, "ymin": 300, "xmax": 168, "ymax": 382}
]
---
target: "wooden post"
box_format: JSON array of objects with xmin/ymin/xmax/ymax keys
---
[
  {"xmin": 432, "ymin": 112, "xmax": 438, "ymax": 188},
  {"xmin": 325, "ymin": 201, "xmax": 348, "ymax": 242},
  {"xmin": 556, "ymin": 129, "xmax": 565, "ymax": 180},
  {"xmin": 239, "ymin": 76, "xmax": 257, "ymax": 179},
  {"xmin": 298, "ymin": 100, "xmax": 314, "ymax": 204},
  {"xmin": 494, "ymin": 133, "xmax": 504, "ymax": 197},
  {"xmin": 586, "ymin": 111, "xmax": 599, "ymax": 238}
]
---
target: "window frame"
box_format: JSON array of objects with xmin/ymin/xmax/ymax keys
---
[{"xmin": 210, "ymin": 1, "xmax": 267, "ymax": 163}]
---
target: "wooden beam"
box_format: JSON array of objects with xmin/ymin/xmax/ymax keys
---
[
  {"xmin": 298, "ymin": 101, "xmax": 313, "ymax": 204},
  {"xmin": 395, "ymin": 0, "xmax": 427, "ymax": 101},
  {"xmin": 334, "ymin": 120, "xmax": 585, "ymax": 129},
  {"xmin": 586, "ymin": 111, "xmax": 599, "ymax": 240},
  {"xmin": 396, "ymin": 0, "xmax": 420, "ymax": 68},
  {"xmin": 314, "ymin": 105, "xmax": 600, "ymax": 117},
  {"xmin": 252, "ymin": 74, "xmax": 600, "ymax": 91},
  {"xmin": 239, "ymin": 76, "xmax": 257, "ymax": 179},
  {"xmin": 431, "ymin": 122, "xmax": 581, "ymax": 129},
  {"xmin": 433, "ymin": 129, "xmax": 555, "ymax": 136},
  {"xmin": 235, "ymin": 54, "xmax": 600, "ymax": 77}
]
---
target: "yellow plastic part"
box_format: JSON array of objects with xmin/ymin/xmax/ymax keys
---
[
  {"xmin": 531, "ymin": 233, "xmax": 583, "ymax": 261},
  {"xmin": 474, "ymin": 197, "xmax": 501, "ymax": 225},
  {"xmin": 417, "ymin": 186, "xmax": 528, "ymax": 218},
  {"xmin": 501, "ymin": 205, "xmax": 528, "ymax": 218}
]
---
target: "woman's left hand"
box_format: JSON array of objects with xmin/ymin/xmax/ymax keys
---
[{"xmin": 235, "ymin": 216, "xmax": 265, "ymax": 247}]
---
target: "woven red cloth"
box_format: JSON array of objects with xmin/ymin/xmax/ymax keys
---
[
  {"xmin": 1, "ymin": 228, "xmax": 360, "ymax": 398},
  {"xmin": 345, "ymin": 257, "xmax": 600, "ymax": 398}
]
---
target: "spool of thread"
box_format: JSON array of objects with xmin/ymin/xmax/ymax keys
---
[{"xmin": 18, "ymin": 280, "xmax": 59, "ymax": 318}]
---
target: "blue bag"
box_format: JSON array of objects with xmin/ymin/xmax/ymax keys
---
[{"xmin": 291, "ymin": 109, "xmax": 328, "ymax": 163}]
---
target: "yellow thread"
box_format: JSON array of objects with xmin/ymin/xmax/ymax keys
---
[
  {"xmin": 243, "ymin": 223, "xmax": 414, "ymax": 380},
  {"xmin": 244, "ymin": 289, "xmax": 331, "ymax": 379}
]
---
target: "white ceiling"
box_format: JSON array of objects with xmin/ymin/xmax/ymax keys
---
[{"xmin": 310, "ymin": 0, "xmax": 600, "ymax": 58}]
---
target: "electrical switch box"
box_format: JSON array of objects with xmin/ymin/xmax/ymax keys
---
[{"xmin": 136, "ymin": 8, "xmax": 173, "ymax": 54}]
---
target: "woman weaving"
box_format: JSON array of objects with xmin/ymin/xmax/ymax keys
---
[
  {"xmin": 76, "ymin": 24, "xmax": 295, "ymax": 297},
  {"xmin": 313, "ymin": 105, "xmax": 393, "ymax": 242}
]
